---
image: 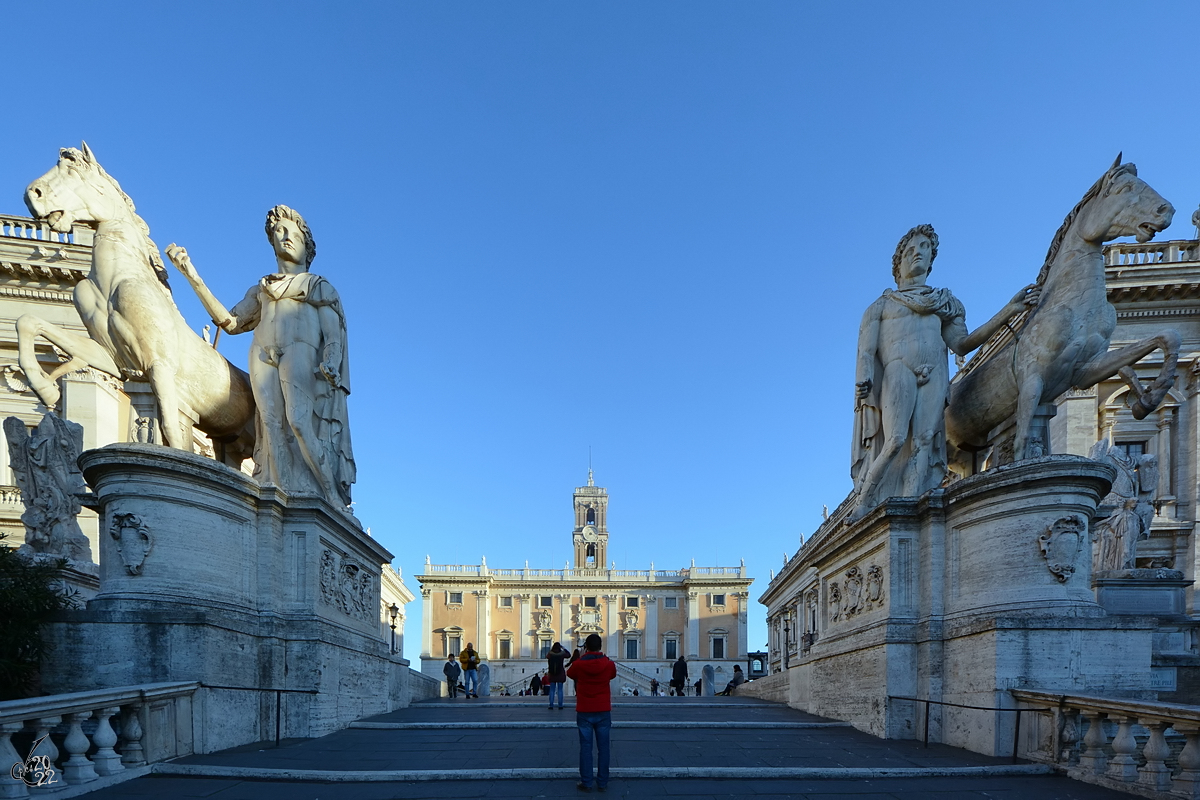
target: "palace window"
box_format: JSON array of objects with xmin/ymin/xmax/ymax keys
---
[
  {"xmin": 711, "ymin": 594, "xmax": 726, "ymax": 607},
  {"xmin": 626, "ymin": 596, "xmax": 639, "ymax": 608},
  {"xmin": 664, "ymin": 639, "xmax": 678, "ymax": 660},
  {"xmin": 626, "ymin": 639, "xmax": 639, "ymax": 659},
  {"xmin": 664, "ymin": 597, "xmax": 678, "ymax": 609},
  {"xmin": 499, "ymin": 596, "xmax": 513, "ymax": 608},
  {"xmin": 540, "ymin": 638, "xmax": 553, "ymax": 658},
  {"xmin": 448, "ymin": 592, "xmax": 463, "ymax": 605},
  {"xmin": 499, "ymin": 639, "xmax": 511, "ymax": 659},
  {"xmin": 539, "ymin": 596, "xmax": 553, "ymax": 608},
  {"xmin": 1116, "ymin": 441, "xmax": 1147, "ymax": 459},
  {"xmin": 448, "ymin": 635, "xmax": 461, "ymax": 656},
  {"xmin": 584, "ymin": 596, "xmax": 597, "ymax": 608},
  {"xmin": 712, "ymin": 637, "xmax": 725, "ymax": 659}
]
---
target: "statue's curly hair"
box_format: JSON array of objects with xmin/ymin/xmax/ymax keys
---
[
  {"xmin": 264, "ymin": 205, "xmax": 316, "ymax": 267},
  {"xmin": 891, "ymin": 223, "xmax": 938, "ymax": 283}
]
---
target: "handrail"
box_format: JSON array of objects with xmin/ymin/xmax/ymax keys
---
[{"xmin": 888, "ymin": 695, "xmax": 1039, "ymax": 762}]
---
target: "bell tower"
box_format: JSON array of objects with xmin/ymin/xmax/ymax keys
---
[{"xmin": 572, "ymin": 469, "xmax": 609, "ymax": 569}]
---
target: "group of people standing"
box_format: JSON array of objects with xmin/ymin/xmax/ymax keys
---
[{"xmin": 441, "ymin": 643, "xmax": 481, "ymax": 698}]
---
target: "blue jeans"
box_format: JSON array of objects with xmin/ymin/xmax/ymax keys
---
[
  {"xmin": 547, "ymin": 681, "xmax": 564, "ymax": 707},
  {"xmin": 577, "ymin": 711, "xmax": 611, "ymax": 788},
  {"xmin": 463, "ymin": 669, "xmax": 477, "ymax": 695}
]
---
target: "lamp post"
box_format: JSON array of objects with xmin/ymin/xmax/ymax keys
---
[
  {"xmin": 782, "ymin": 620, "xmax": 790, "ymax": 671},
  {"xmin": 388, "ymin": 603, "xmax": 400, "ymax": 654}
]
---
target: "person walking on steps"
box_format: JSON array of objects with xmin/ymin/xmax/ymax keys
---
[
  {"xmin": 567, "ymin": 633, "xmax": 616, "ymax": 793},
  {"xmin": 546, "ymin": 642, "xmax": 568, "ymax": 709},
  {"xmin": 460, "ymin": 643, "xmax": 480, "ymax": 698},
  {"xmin": 530, "ymin": 672, "xmax": 542, "ymax": 697},
  {"xmin": 671, "ymin": 655, "xmax": 688, "ymax": 699},
  {"xmin": 443, "ymin": 653, "xmax": 462, "ymax": 698}
]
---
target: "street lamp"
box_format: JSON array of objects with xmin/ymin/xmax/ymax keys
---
[
  {"xmin": 782, "ymin": 620, "xmax": 790, "ymax": 671},
  {"xmin": 386, "ymin": 604, "xmax": 400, "ymax": 652}
]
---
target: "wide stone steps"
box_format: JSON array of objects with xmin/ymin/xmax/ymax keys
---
[{"xmin": 78, "ymin": 697, "xmax": 1140, "ymax": 799}]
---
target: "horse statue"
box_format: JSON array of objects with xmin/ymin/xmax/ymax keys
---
[
  {"xmin": 18, "ymin": 143, "xmax": 255, "ymax": 453},
  {"xmin": 946, "ymin": 156, "xmax": 1179, "ymax": 465}
]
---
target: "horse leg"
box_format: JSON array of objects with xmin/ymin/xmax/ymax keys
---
[
  {"xmin": 1012, "ymin": 373, "xmax": 1044, "ymax": 462},
  {"xmin": 147, "ymin": 361, "xmax": 185, "ymax": 449},
  {"xmin": 16, "ymin": 314, "xmax": 122, "ymax": 409},
  {"xmin": 1072, "ymin": 331, "xmax": 1180, "ymax": 419}
]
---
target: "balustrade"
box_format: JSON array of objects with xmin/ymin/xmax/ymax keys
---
[
  {"xmin": 1106, "ymin": 239, "xmax": 1200, "ymax": 266},
  {"xmin": 424, "ymin": 564, "xmax": 738, "ymax": 581},
  {"xmin": 0, "ymin": 682, "xmax": 196, "ymax": 798},
  {"xmin": 1012, "ymin": 689, "xmax": 1200, "ymax": 799}
]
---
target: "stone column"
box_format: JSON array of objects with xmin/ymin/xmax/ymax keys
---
[
  {"xmin": 605, "ymin": 594, "xmax": 619, "ymax": 655},
  {"xmin": 736, "ymin": 592, "xmax": 749, "ymax": 659},
  {"xmin": 518, "ymin": 594, "xmax": 532, "ymax": 657},
  {"xmin": 686, "ymin": 591, "xmax": 700, "ymax": 658},
  {"xmin": 420, "ymin": 587, "xmax": 432, "ymax": 657},
  {"xmin": 1156, "ymin": 409, "xmax": 1175, "ymax": 519},
  {"xmin": 645, "ymin": 595, "xmax": 658, "ymax": 659},
  {"xmin": 558, "ymin": 593, "xmax": 571, "ymax": 643},
  {"xmin": 475, "ymin": 589, "xmax": 489, "ymax": 659}
]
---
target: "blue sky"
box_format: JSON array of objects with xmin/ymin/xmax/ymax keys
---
[{"xmin": 2, "ymin": 2, "xmax": 1198, "ymax": 662}]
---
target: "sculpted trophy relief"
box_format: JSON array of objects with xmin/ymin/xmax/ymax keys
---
[
  {"xmin": 167, "ymin": 206, "xmax": 356, "ymax": 508},
  {"xmin": 850, "ymin": 224, "xmax": 1038, "ymax": 521}
]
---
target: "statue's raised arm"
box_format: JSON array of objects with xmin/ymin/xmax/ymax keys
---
[{"xmin": 165, "ymin": 244, "xmax": 240, "ymax": 333}]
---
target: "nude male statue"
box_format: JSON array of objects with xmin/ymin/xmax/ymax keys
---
[
  {"xmin": 166, "ymin": 206, "xmax": 355, "ymax": 508},
  {"xmin": 849, "ymin": 224, "xmax": 1037, "ymax": 520}
]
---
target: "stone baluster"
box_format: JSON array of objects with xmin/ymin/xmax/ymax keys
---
[
  {"xmin": 26, "ymin": 717, "xmax": 60, "ymax": 795},
  {"xmin": 60, "ymin": 713, "xmax": 97, "ymax": 785},
  {"xmin": 118, "ymin": 705, "xmax": 145, "ymax": 768},
  {"xmin": 1057, "ymin": 708, "xmax": 1080, "ymax": 764},
  {"xmin": 1105, "ymin": 716, "xmax": 1139, "ymax": 782},
  {"xmin": 1173, "ymin": 724, "xmax": 1200, "ymax": 799},
  {"xmin": 89, "ymin": 708, "xmax": 123, "ymax": 777},
  {"xmin": 0, "ymin": 721, "xmax": 30, "ymax": 799},
  {"xmin": 1136, "ymin": 719, "xmax": 1171, "ymax": 792},
  {"xmin": 1076, "ymin": 711, "xmax": 1108, "ymax": 774}
]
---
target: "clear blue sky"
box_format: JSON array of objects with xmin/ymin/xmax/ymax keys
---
[{"xmin": 2, "ymin": 2, "xmax": 1198, "ymax": 663}]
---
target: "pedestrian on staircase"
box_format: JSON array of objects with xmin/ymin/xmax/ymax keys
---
[
  {"xmin": 443, "ymin": 653, "xmax": 462, "ymax": 698},
  {"xmin": 546, "ymin": 642, "xmax": 568, "ymax": 709},
  {"xmin": 530, "ymin": 672, "xmax": 542, "ymax": 697},
  {"xmin": 567, "ymin": 633, "xmax": 616, "ymax": 793},
  {"xmin": 460, "ymin": 643, "xmax": 480, "ymax": 698},
  {"xmin": 671, "ymin": 655, "xmax": 688, "ymax": 698}
]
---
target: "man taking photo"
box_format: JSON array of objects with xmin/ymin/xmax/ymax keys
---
[{"xmin": 566, "ymin": 633, "xmax": 616, "ymax": 792}]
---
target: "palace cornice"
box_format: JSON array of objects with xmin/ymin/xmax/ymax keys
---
[
  {"xmin": 0, "ymin": 259, "xmax": 87, "ymax": 285},
  {"xmin": 1108, "ymin": 284, "xmax": 1200, "ymax": 304},
  {"xmin": 0, "ymin": 283, "xmax": 76, "ymax": 305},
  {"xmin": 1114, "ymin": 306, "xmax": 1200, "ymax": 320}
]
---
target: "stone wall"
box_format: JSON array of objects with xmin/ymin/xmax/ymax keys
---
[{"xmin": 735, "ymin": 670, "xmax": 788, "ymax": 703}]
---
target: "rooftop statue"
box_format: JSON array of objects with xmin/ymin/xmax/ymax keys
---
[
  {"xmin": 167, "ymin": 206, "xmax": 355, "ymax": 508},
  {"xmin": 850, "ymin": 224, "xmax": 1038, "ymax": 520},
  {"xmin": 946, "ymin": 156, "xmax": 1179, "ymax": 463},
  {"xmin": 18, "ymin": 144, "xmax": 256, "ymax": 450}
]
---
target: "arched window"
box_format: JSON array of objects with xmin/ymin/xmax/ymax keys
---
[
  {"xmin": 586, "ymin": 543, "xmax": 596, "ymax": 565},
  {"xmin": 586, "ymin": 507, "xmax": 596, "ymax": 525}
]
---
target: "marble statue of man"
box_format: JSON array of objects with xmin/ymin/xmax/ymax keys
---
[
  {"xmin": 166, "ymin": 206, "xmax": 355, "ymax": 508},
  {"xmin": 850, "ymin": 224, "xmax": 1037, "ymax": 520}
]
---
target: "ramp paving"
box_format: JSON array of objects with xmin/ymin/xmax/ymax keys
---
[{"xmin": 80, "ymin": 696, "xmax": 1137, "ymax": 799}]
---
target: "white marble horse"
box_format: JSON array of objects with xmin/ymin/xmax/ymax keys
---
[
  {"xmin": 947, "ymin": 156, "xmax": 1179, "ymax": 463},
  {"xmin": 18, "ymin": 143, "xmax": 254, "ymax": 450}
]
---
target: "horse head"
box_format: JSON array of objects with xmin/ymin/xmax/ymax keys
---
[
  {"xmin": 1077, "ymin": 157, "xmax": 1174, "ymax": 245},
  {"xmin": 25, "ymin": 142, "xmax": 128, "ymax": 232}
]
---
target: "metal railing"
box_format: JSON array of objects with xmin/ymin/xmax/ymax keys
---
[{"xmin": 888, "ymin": 695, "xmax": 1036, "ymax": 763}]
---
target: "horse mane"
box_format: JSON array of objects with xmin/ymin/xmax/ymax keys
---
[
  {"xmin": 1035, "ymin": 163, "xmax": 1137, "ymax": 286},
  {"xmin": 83, "ymin": 155, "xmax": 172, "ymax": 292}
]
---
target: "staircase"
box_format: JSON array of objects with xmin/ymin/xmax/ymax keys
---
[{"xmin": 72, "ymin": 696, "xmax": 1140, "ymax": 799}]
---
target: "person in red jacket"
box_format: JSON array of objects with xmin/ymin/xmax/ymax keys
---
[{"xmin": 566, "ymin": 633, "xmax": 616, "ymax": 792}]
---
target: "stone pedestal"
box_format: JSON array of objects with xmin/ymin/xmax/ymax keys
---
[
  {"xmin": 1093, "ymin": 569, "xmax": 1192, "ymax": 616},
  {"xmin": 783, "ymin": 456, "xmax": 1164, "ymax": 756},
  {"xmin": 39, "ymin": 443, "xmax": 426, "ymax": 752}
]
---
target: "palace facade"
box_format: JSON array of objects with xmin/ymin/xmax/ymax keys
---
[{"xmin": 417, "ymin": 472, "xmax": 754, "ymax": 694}]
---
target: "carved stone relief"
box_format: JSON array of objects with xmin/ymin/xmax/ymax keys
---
[
  {"xmin": 109, "ymin": 512, "xmax": 152, "ymax": 575},
  {"xmin": 625, "ymin": 608, "xmax": 639, "ymax": 630},
  {"xmin": 318, "ymin": 548, "xmax": 373, "ymax": 621},
  {"xmin": 827, "ymin": 562, "xmax": 886, "ymax": 622},
  {"xmin": 1038, "ymin": 516, "xmax": 1086, "ymax": 582}
]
